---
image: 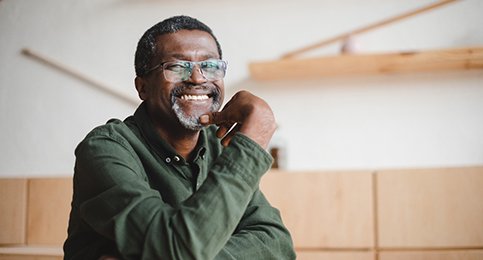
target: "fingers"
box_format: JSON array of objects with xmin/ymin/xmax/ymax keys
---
[
  {"xmin": 216, "ymin": 125, "xmax": 227, "ymax": 138},
  {"xmin": 199, "ymin": 93, "xmax": 239, "ymax": 126},
  {"xmin": 200, "ymin": 111, "xmax": 238, "ymax": 141},
  {"xmin": 220, "ymin": 123, "xmax": 241, "ymax": 147},
  {"xmin": 216, "ymin": 123, "xmax": 232, "ymax": 138},
  {"xmin": 198, "ymin": 90, "xmax": 276, "ymax": 148},
  {"xmin": 199, "ymin": 111, "xmax": 227, "ymax": 125}
]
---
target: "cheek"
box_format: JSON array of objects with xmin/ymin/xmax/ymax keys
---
[
  {"xmin": 218, "ymin": 84, "xmax": 225, "ymax": 103},
  {"xmin": 151, "ymin": 81, "xmax": 172, "ymax": 99},
  {"xmin": 159, "ymin": 86, "xmax": 177, "ymax": 107},
  {"xmin": 214, "ymin": 80, "xmax": 224, "ymax": 95}
]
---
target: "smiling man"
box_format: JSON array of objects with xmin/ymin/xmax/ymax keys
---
[{"xmin": 63, "ymin": 16, "xmax": 295, "ymax": 260}]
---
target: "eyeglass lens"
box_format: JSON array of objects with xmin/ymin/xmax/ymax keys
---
[{"xmin": 163, "ymin": 60, "xmax": 226, "ymax": 83}]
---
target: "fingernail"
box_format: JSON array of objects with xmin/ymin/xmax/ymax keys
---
[{"xmin": 200, "ymin": 115, "xmax": 209, "ymax": 124}]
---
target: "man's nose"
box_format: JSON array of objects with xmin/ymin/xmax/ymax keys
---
[{"xmin": 187, "ymin": 65, "xmax": 207, "ymax": 84}]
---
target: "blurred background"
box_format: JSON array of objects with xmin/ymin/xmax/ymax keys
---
[
  {"xmin": 1, "ymin": 0, "xmax": 482, "ymax": 175},
  {"xmin": 1, "ymin": 1, "xmax": 483, "ymax": 259}
]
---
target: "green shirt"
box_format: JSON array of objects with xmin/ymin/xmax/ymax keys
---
[{"xmin": 64, "ymin": 103, "xmax": 295, "ymax": 260}]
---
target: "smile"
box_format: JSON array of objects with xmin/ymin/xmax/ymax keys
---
[{"xmin": 180, "ymin": 94, "xmax": 210, "ymax": 101}]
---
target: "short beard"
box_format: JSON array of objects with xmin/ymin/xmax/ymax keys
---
[{"xmin": 171, "ymin": 86, "xmax": 222, "ymax": 131}]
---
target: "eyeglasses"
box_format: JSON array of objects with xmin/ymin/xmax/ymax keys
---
[{"xmin": 145, "ymin": 59, "xmax": 227, "ymax": 83}]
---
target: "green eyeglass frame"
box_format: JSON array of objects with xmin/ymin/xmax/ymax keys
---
[{"xmin": 145, "ymin": 59, "xmax": 227, "ymax": 83}]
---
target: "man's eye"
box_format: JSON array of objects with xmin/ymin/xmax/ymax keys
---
[
  {"xmin": 202, "ymin": 61, "xmax": 220, "ymax": 70},
  {"xmin": 166, "ymin": 64, "xmax": 187, "ymax": 71}
]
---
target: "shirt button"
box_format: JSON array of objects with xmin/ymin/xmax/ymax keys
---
[
  {"xmin": 174, "ymin": 156, "xmax": 180, "ymax": 162},
  {"xmin": 165, "ymin": 157, "xmax": 171, "ymax": 163}
]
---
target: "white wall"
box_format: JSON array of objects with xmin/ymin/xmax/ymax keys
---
[{"xmin": 1, "ymin": 0, "xmax": 482, "ymax": 176}]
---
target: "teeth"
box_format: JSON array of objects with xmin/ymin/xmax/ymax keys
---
[{"xmin": 181, "ymin": 94, "xmax": 209, "ymax": 101}]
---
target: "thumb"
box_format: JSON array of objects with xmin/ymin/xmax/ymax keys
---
[
  {"xmin": 200, "ymin": 111, "xmax": 232, "ymax": 125},
  {"xmin": 200, "ymin": 111, "xmax": 225, "ymax": 125},
  {"xmin": 199, "ymin": 114, "xmax": 212, "ymax": 125}
]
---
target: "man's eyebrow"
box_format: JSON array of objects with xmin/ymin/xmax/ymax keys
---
[
  {"xmin": 166, "ymin": 52, "xmax": 219, "ymax": 60},
  {"xmin": 170, "ymin": 53, "xmax": 186, "ymax": 59}
]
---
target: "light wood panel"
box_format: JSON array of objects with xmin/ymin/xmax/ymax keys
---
[
  {"xmin": 296, "ymin": 250, "xmax": 374, "ymax": 260},
  {"xmin": 0, "ymin": 256, "xmax": 62, "ymax": 260},
  {"xmin": 0, "ymin": 179, "xmax": 28, "ymax": 245},
  {"xmin": 249, "ymin": 47, "xmax": 483, "ymax": 80},
  {"xmin": 0, "ymin": 246, "xmax": 62, "ymax": 260},
  {"xmin": 379, "ymin": 250, "xmax": 483, "ymax": 260},
  {"xmin": 377, "ymin": 167, "xmax": 483, "ymax": 248},
  {"xmin": 26, "ymin": 178, "xmax": 72, "ymax": 246},
  {"xmin": 260, "ymin": 170, "xmax": 374, "ymax": 248}
]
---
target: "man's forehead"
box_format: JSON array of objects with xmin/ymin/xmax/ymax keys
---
[{"xmin": 155, "ymin": 30, "xmax": 219, "ymax": 60}]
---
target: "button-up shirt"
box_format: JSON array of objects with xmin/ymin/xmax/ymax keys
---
[{"xmin": 64, "ymin": 103, "xmax": 295, "ymax": 260}]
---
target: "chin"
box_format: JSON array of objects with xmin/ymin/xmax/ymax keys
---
[
  {"xmin": 172, "ymin": 105, "xmax": 205, "ymax": 131},
  {"xmin": 172, "ymin": 96, "xmax": 221, "ymax": 132},
  {"xmin": 179, "ymin": 119, "xmax": 204, "ymax": 131}
]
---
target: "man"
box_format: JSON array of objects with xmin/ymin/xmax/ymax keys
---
[{"xmin": 63, "ymin": 15, "xmax": 295, "ymax": 260}]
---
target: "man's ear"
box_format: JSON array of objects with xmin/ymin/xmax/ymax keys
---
[{"xmin": 135, "ymin": 76, "xmax": 148, "ymax": 100}]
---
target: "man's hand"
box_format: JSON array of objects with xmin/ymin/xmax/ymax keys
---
[{"xmin": 200, "ymin": 90, "xmax": 276, "ymax": 149}]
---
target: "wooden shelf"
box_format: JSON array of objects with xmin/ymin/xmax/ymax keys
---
[{"xmin": 249, "ymin": 47, "xmax": 483, "ymax": 81}]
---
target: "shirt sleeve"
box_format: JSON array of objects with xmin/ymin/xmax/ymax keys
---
[
  {"xmin": 71, "ymin": 129, "xmax": 293, "ymax": 260},
  {"xmin": 214, "ymin": 189, "xmax": 296, "ymax": 260}
]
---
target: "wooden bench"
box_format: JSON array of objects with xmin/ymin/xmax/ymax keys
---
[{"xmin": 1, "ymin": 167, "xmax": 483, "ymax": 259}]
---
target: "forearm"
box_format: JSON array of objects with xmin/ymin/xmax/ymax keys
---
[
  {"xmin": 214, "ymin": 190, "xmax": 296, "ymax": 260},
  {"xmin": 215, "ymin": 230, "xmax": 295, "ymax": 260}
]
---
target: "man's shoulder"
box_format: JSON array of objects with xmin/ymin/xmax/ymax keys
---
[
  {"xmin": 76, "ymin": 116, "xmax": 142, "ymax": 152},
  {"xmin": 84, "ymin": 117, "xmax": 132, "ymax": 139},
  {"xmin": 74, "ymin": 116, "xmax": 147, "ymax": 161}
]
